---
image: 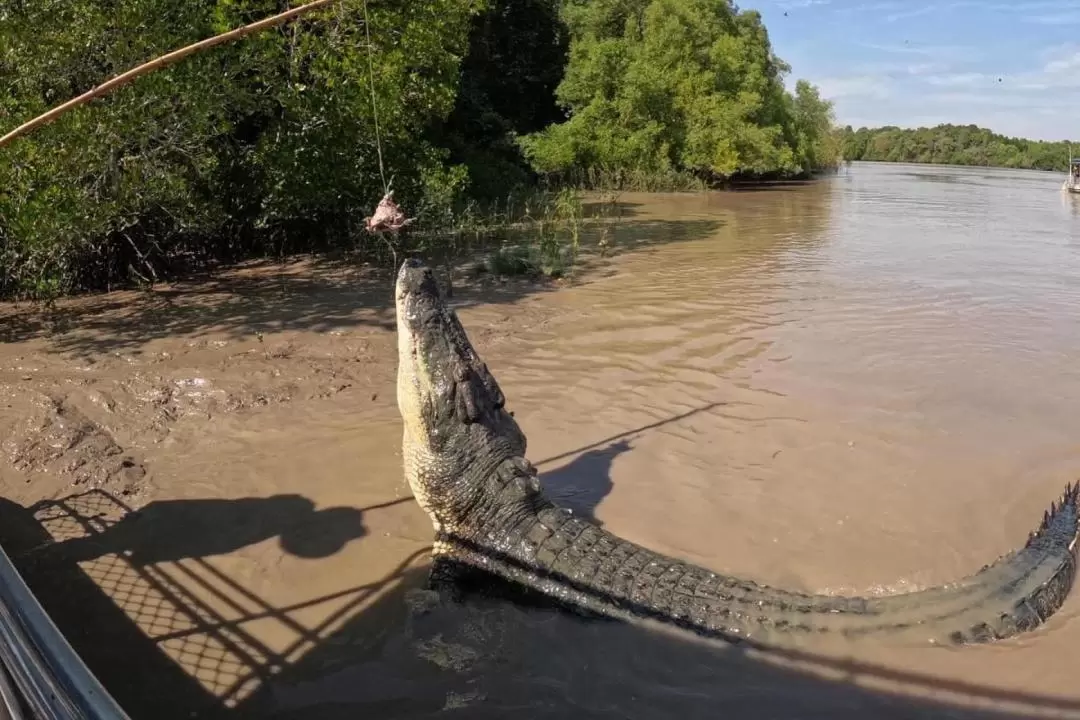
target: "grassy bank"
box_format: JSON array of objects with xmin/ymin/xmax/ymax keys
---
[{"xmin": 358, "ymin": 186, "xmax": 627, "ymax": 284}]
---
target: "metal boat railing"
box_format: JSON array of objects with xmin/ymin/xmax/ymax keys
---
[{"xmin": 0, "ymin": 537, "xmax": 130, "ymax": 719}]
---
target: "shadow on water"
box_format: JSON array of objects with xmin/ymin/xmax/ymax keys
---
[
  {"xmin": 0, "ymin": 486, "xmax": 1078, "ymax": 718},
  {"xmin": 539, "ymin": 439, "xmax": 631, "ymax": 525},
  {"xmin": 385, "ymin": 217, "xmax": 728, "ymax": 317},
  {"xmin": 729, "ymin": 178, "xmax": 822, "ymax": 193},
  {"xmin": 361, "ymin": 534, "xmax": 1080, "ymax": 720},
  {"xmin": 0, "ymin": 491, "xmax": 419, "ymax": 719},
  {"xmin": 581, "ymin": 200, "xmax": 644, "ymax": 219},
  {"xmin": 55, "ymin": 495, "xmax": 368, "ymax": 565},
  {"xmin": 536, "ymin": 402, "xmax": 730, "ymax": 470},
  {"xmin": 533, "ymin": 402, "xmax": 739, "ymax": 524},
  {"xmin": 0, "ymin": 179, "xmax": 840, "ymax": 358}
]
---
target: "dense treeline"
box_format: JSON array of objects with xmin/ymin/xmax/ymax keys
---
[
  {"xmin": 839, "ymin": 124, "xmax": 1076, "ymax": 171},
  {"xmin": 0, "ymin": 0, "xmax": 839, "ymax": 298},
  {"xmin": 521, "ymin": 0, "xmax": 839, "ymax": 187}
]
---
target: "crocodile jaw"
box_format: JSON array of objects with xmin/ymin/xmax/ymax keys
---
[{"xmin": 395, "ymin": 259, "xmax": 526, "ymax": 535}]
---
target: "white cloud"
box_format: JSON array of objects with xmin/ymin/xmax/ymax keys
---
[
  {"xmin": 856, "ymin": 61, "xmax": 948, "ymax": 75},
  {"xmin": 1024, "ymin": 11, "xmax": 1080, "ymax": 22},
  {"xmin": 814, "ymin": 75, "xmax": 892, "ymax": 99},
  {"xmin": 906, "ymin": 62, "xmax": 944, "ymax": 75},
  {"xmin": 833, "ymin": 1, "xmax": 904, "ymax": 16},
  {"xmin": 777, "ymin": 0, "xmax": 831, "ymax": 8},
  {"xmin": 773, "ymin": 2, "xmax": 1080, "ymax": 140},
  {"xmin": 1043, "ymin": 47, "xmax": 1080, "ymax": 73},
  {"xmin": 856, "ymin": 41, "xmax": 981, "ymax": 62},
  {"xmin": 1001, "ymin": 0, "xmax": 1080, "ymax": 10},
  {"xmin": 830, "ymin": 0, "xmax": 1080, "ymax": 23},
  {"xmin": 884, "ymin": 5, "xmax": 938, "ymax": 21},
  {"xmin": 923, "ymin": 72, "xmax": 993, "ymax": 87},
  {"xmin": 833, "ymin": 96, "xmax": 1076, "ymax": 140},
  {"xmin": 980, "ymin": 44, "xmax": 1080, "ymax": 89},
  {"xmin": 922, "ymin": 91, "xmax": 1064, "ymax": 109},
  {"xmin": 806, "ymin": 43, "xmax": 1080, "ymax": 140}
]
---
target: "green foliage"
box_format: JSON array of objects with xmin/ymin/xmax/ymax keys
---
[
  {"xmin": 791, "ymin": 80, "xmax": 840, "ymax": 172},
  {"xmin": 0, "ymin": 0, "xmax": 484, "ymax": 298},
  {"xmin": 470, "ymin": 186, "xmax": 612, "ymax": 279},
  {"xmin": 839, "ymin": 124, "xmax": 1076, "ymax": 171},
  {"xmin": 0, "ymin": 0, "xmax": 841, "ymax": 299},
  {"xmin": 431, "ymin": 0, "xmax": 569, "ymax": 201},
  {"xmin": 518, "ymin": 0, "xmax": 838, "ymax": 186}
]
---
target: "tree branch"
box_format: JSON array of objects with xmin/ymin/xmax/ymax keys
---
[{"xmin": 0, "ymin": 0, "xmax": 341, "ymax": 150}]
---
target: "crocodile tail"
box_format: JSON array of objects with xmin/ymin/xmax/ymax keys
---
[
  {"xmin": 1024, "ymin": 481, "xmax": 1080, "ymax": 552},
  {"xmin": 950, "ymin": 481, "xmax": 1080, "ymax": 644}
]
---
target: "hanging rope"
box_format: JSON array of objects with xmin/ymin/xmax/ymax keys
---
[
  {"xmin": 360, "ymin": 0, "xmax": 413, "ymax": 235},
  {"xmin": 361, "ymin": 0, "xmax": 388, "ymax": 195}
]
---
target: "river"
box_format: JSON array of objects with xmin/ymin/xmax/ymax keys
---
[{"xmin": 1, "ymin": 161, "xmax": 1080, "ymax": 718}]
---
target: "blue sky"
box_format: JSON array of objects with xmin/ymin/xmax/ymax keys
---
[{"xmin": 755, "ymin": 0, "xmax": 1080, "ymax": 140}]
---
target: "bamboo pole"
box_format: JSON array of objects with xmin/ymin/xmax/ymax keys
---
[{"xmin": 0, "ymin": 0, "xmax": 340, "ymax": 150}]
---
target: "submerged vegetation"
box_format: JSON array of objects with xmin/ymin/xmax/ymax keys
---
[
  {"xmin": 839, "ymin": 124, "xmax": 1077, "ymax": 172},
  {"xmin": 0, "ymin": 0, "xmax": 840, "ymax": 299}
]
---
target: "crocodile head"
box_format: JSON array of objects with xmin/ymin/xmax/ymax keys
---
[{"xmin": 395, "ymin": 259, "xmax": 527, "ymax": 534}]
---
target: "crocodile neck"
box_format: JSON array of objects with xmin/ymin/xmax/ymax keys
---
[{"xmin": 432, "ymin": 456, "xmax": 1078, "ymax": 648}]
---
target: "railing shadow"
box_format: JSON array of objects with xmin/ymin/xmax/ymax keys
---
[{"xmin": 0, "ymin": 490, "xmax": 427, "ymax": 719}]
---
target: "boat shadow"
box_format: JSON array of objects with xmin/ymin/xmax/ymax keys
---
[{"xmin": 0, "ymin": 489, "xmax": 1077, "ymax": 718}]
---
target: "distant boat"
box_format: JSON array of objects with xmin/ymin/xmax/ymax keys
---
[{"xmin": 1063, "ymin": 154, "xmax": 1080, "ymax": 193}]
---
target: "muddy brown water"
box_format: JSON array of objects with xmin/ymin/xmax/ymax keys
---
[{"xmin": 3, "ymin": 161, "xmax": 1080, "ymax": 719}]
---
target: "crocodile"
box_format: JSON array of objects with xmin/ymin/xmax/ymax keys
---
[{"xmin": 393, "ymin": 258, "xmax": 1080, "ymax": 647}]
